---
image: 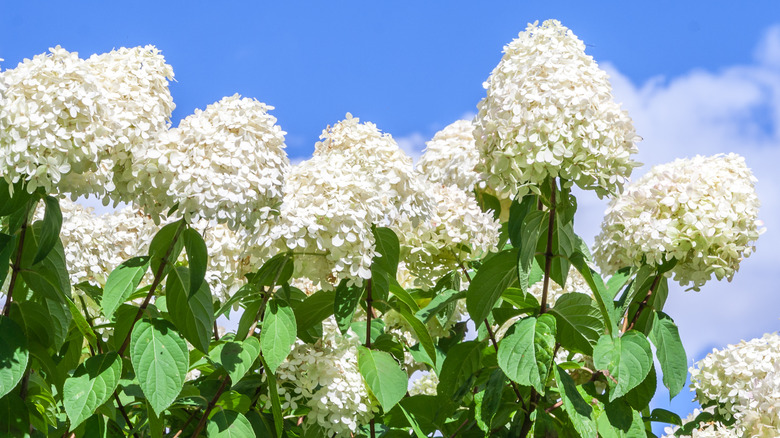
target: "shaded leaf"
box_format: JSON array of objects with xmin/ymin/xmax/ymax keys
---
[
  {"xmin": 210, "ymin": 337, "xmax": 261, "ymax": 384},
  {"xmin": 0, "ymin": 316, "xmax": 28, "ymax": 399},
  {"xmin": 167, "ymin": 266, "xmax": 215, "ymax": 353},
  {"xmin": 466, "ymin": 248, "xmax": 519, "ymax": 327},
  {"xmin": 650, "ymin": 311, "xmax": 687, "ymax": 398},
  {"xmin": 593, "ymin": 331, "xmax": 653, "ymax": 401},
  {"xmin": 63, "ymin": 352, "xmax": 122, "ymax": 429},
  {"xmin": 102, "ymin": 256, "xmax": 149, "ymax": 321},
  {"xmin": 549, "ymin": 292, "xmax": 604, "ymax": 355},
  {"xmin": 182, "ymin": 227, "xmax": 208, "ymax": 297}
]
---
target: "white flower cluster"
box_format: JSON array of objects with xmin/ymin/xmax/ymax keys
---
[
  {"xmin": 132, "ymin": 94, "xmax": 289, "ymax": 230},
  {"xmin": 0, "ymin": 46, "xmax": 175, "ymax": 199},
  {"xmin": 273, "ymin": 318, "xmax": 377, "ymax": 437},
  {"xmin": 474, "ymin": 19, "xmax": 639, "ymax": 199},
  {"xmin": 663, "ymin": 408, "xmax": 738, "ymax": 438},
  {"xmin": 409, "ymin": 371, "xmax": 438, "ymax": 396},
  {"xmin": 82, "ymin": 46, "xmax": 175, "ymax": 202},
  {"xmin": 270, "ymin": 115, "xmax": 430, "ymax": 288},
  {"xmin": 417, "ymin": 120, "xmax": 482, "ymax": 192},
  {"xmin": 397, "ymin": 183, "xmax": 499, "ymax": 289},
  {"xmin": 0, "ymin": 47, "xmax": 113, "ymax": 195},
  {"xmin": 689, "ymin": 332, "xmax": 780, "ymax": 436},
  {"xmin": 593, "ymin": 154, "xmax": 762, "ymax": 291},
  {"xmin": 528, "ymin": 265, "xmax": 591, "ymax": 307}
]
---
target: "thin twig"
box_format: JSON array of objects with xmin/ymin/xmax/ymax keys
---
[
  {"xmin": 187, "ymin": 376, "xmax": 231, "ymax": 438},
  {"xmin": 624, "ymin": 274, "xmax": 662, "ymax": 333},
  {"xmin": 539, "ymin": 178, "xmax": 556, "ymax": 315},
  {"xmin": 80, "ymin": 296, "xmax": 138, "ymax": 437},
  {"xmin": 117, "ymin": 220, "xmax": 186, "ymax": 356},
  {"xmin": 545, "ymin": 400, "xmax": 563, "ymax": 413},
  {"xmin": 447, "ymin": 418, "xmax": 470, "ymax": 438},
  {"xmin": 3, "ymin": 204, "xmax": 30, "ymax": 316}
]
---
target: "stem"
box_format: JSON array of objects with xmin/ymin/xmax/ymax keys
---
[
  {"xmin": 80, "ymin": 297, "xmax": 138, "ymax": 437},
  {"xmin": 447, "ymin": 419, "xmax": 470, "ymax": 438},
  {"xmin": 117, "ymin": 220, "xmax": 186, "ymax": 356},
  {"xmin": 365, "ymin": 279, "xmax": 373, "ymax": 349},
  {"xmin": 188, "ymin": 376, "xmax": 230, "ymax": 438},
  {"xmin": 545, "ymin": 400, "xmax": 563, "ymax": 413},
  {"xmin": 213, "ymin": 321, "xmax": 220, "ymax": 341},
  {"xmin": 364, "ymin": 278, "xmax": 375, "ymax": 437},
  {"xmin": 539, "ymin": 178, "xmax": 556, "ymax": 315},
  {"xmin": 624, "ymin": 274, "xmax": 663, "ymax": 333},
  {"xmin": 3, "ymin": 205, "xmax": 30, "ymax": 317}
]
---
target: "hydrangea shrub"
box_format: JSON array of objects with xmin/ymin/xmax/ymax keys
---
[{"xmin": 0, "ymin": 19, "xmax": 771, "ymax": 438}]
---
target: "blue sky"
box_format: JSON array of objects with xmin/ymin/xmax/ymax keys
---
[{"xmin": 3, "ymin": 1, "xmax": 780, "ymax": 427}]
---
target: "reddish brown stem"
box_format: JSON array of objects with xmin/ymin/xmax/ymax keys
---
[
  {"xmin": 3, "ymin": 205, "xmax": 29, "ymax": 316},
  {"xmin": 624, "ymin": 274, "xmax": 662, "ymax": 333},
  {"xmin": 188, "ymin": 376, "xmax": 230, "ymax": 438},
  {"xmin": 117, "ymin": 221, "xmax": 186, "ymax": 356},
  {"xmin": 539, "ymin": 178, "xmax": 556, "ymax": 315}
]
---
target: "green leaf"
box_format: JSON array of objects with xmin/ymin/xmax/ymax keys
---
[
  {"xmin": 0, "ymin": 180, "xmax": 33, "ymax": 216},
  {"xmin": 166, "ymin": 266, "xmax": 215, "ymax": 353},
  {"xmin": 0, "ymin": 233, "xmax": 14, "ymax": 288},
  {"xmin": 625, "ymin": 363, "xmax": 656, "ymax": 410},
  {"xmin": 293, "ymin": 289, "xmax": 335, "ymax": 336},
  {"xmin": 596, "ymin": 399, "xmax": 645, "ymax": 438},
  {"xmin": 372, "ymin": 226, "xmax": 400, "ymax": 276},
  {"xmin": 547, "ymin": 216, "xmax": 575, "ymax": 289},
  {"xmin": 334, "ymin": 280, "xmax": 364, "ymax": 335},
  {"xmin": 606, "ymin": 267, "xmax": 632, "ymax": 301},
  {"xmin": 518, "ymin": 211, "xmax": 547, "ymax": 292},
  {"xmin": 476, "ymin": 190, "xmax": 502, "ymax": 221},
  {"xmin": 388, "ymin": 281, "xmax": 420, "ymax": 312},
  {"xmin": 249, "ymin": 253, "xmax": 293, "ymax": 288},
  {"xmin": 475, "ymin": 368, "xmax": 506, "ymax": 432},
  {"xmin": 648, "ymin": 408, "xmax": 682, "ymax": 426},
  {"xmin": 357, "ymin": 346, "xmax": 407, "ymax": 411},
  {"xmin": 63, "ymin": 352, "xmax": 123, "ymax": 429},
  {"xmin": 398, "ymin": 404, "xmax": 427, "ymax": 438},
  {"xmin": 416, "ymin": 289, "xmax": 465, "ymax": 323},
  {"xmin": 0, "ymin": 316, "xmax": 28, "ymax": 398},
  {"xmin": 554, "ymin": 365, "xmax": 597, "ymax": 438},
  {"xmin": 20, "ymin": 221, "xmax": 71, "ymax": 302},
  {"xmin": 466, "ymin": 248, "xmax": 519, "ymax": 327},
  {"xmin": 501, "ymin": 287, "xmax": 540, "ymax": 314},
  {"xmin": 148, "ymin": 219, "xmax": 185, "ymax": 277},
  {"xmin": 437, "ymin": 340, "xmax": 484, "ymax": 402},
  {"xmin": 102, "ymin": 256, "xmax": 149, "ymax": 321},
  {"xmin": 508, "ymin": 194, "xmax": 538, "ymax": 248},
  {"xmin": 129, "ymin": 319, "xmax": 189, "ymax": 415},
  {"xmin": 206, "ymin": 410, "xmax": 255, "ymax": 438},
  {"xmin": 260, "ymin": 299, "xmax": 297, "ymax": 374},
  {"xmin": 549, "ymin": 292, "xmax": 604, "ymax": 355},
  {"xmin": 593, "ymin": 331, "xmax": 653, "ymax": 401},
  {"xmin": 182, "ymin": 227, "xmax": 208, "ymax": 297},
  {"xmin": 570, "ymin": 253, "xmax": 617, "ymax": 336},
  {"xmin": 33, "ymin": 195, "xmax": 62, "ymax": 264},
  {"xmin": 260, "ymin": 356, "xmax": 284, "ymax": 437},
  {"xmin": 498, "ymin": 314, "xmax": 556, "ymax": 394},
  {"xmin": 236, "ymin": 298, "xmax": 263, "ymax": 341},
  {"xmin": 395, "ymin": 305, "xmax": 436, "ymax": 367},
  {"xmin": 0, "ymin": 393, "xmax": 29, "ymax": 436},
  {"xmin": 65, "ymin": 294, "xmax": 99, "ymax": 349},
  {"xmin": 649, "ymin": 311, "xmax": 687, "ymax": 398},
  {"xmin": 210, "ymin": 337, "xmax": 261, "ymax": 385}
]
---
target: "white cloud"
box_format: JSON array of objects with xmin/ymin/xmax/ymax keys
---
[
  {"xmin": 395, "ymin": 131, "xmax": 427, "ymax": 163},
  {"xmin": 576, "ymin": 24, "xmax": 780, "ymax": 368}
]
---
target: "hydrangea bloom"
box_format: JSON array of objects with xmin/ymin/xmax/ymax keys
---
[
  {"xmin": 132, "ymin": 94, "xmax": 289, "ymax": 230},
  {"xmin": 662, "ymin": 408, "xmax": 738, "ymax": 438},
  {"xmin": 79, "ymin": 45, "xmax": 175, "ymax": 202},
  {"xmin": 0, "ymin": 47, "xmax": 113, "ymax": 195},
  {"xmin": 689, "ymin": 332, "xmax": 780, "ymax": 435},
  {"xmin": 270, "ymin": 115, "xmax": 430, "ymax": 288},
  {"xmin": 273, "ymin": 317, "xmax": 378, "ymax": 437},
  {"xmin": 593, "ymin": 153, "xmax": 762, "ymax": 290},
  {"xmin": 0, "ymin": 46, "xmax": 175, "ymax": 200},
  {"xmin": 474, "ymin": 20, "xmax": 640, "ymax": 199},
  {"xmin": 417, "ymin": 120, "xmax": 482, "ymax": 192},
  {"xmin": 409, "ymin": 372, "xmax": 438, "ymax": 396},
  {"xmin": 397, "ymin": 183, "xmax": 499, "ymax": 289}
]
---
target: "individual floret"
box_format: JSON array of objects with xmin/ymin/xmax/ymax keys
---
[{"xmin": 474, "ymin": 20, "xmax": 640, "ymax": 199}]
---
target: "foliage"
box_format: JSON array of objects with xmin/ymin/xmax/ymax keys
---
[{"xmin": 0, "ymin": 18, "xmax": 768, "ymax": 438}]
